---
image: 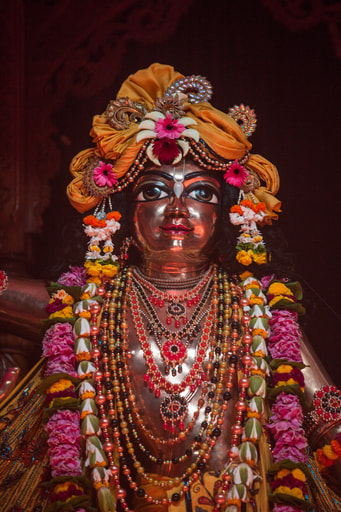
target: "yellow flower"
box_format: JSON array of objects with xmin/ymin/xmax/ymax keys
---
[
  {"xmin": 253, "ymin": 235, "xmax": 262, "ymax": 243},
  {"xmin": 323, "ymin": 444, "xmax": 339, "ymax": 460},
  {"xmin": 62, "ymin": 295, "xmax": 75, "ymax": 305},
  {"xmin": 269, "ymin": 294, "xmax": 294, "ymax": 307},
  {"xmin": 77, "ymin": 352, "xmax": 91, "ymax": 362},
  {"xmin": 47, "ymin": 378, "xmax": 74, "ymax": 394},
  {"xmin": 248, "ymin": 294, "xmax": 265, "ymax": 306},
  {"xmin": 277, "ymin": 365, "xmax": 293, "ymax": 373},
  {"xmin": 79, "ymin": 311, "xmax": 91, "ymax": 319},
  {"xmin": 87, "ymin": 277, "xmax": 102, "ymax": 286},
  {"xmin": 236, "ymin": 250, "xmax": 253, "ymax": 266},
  {"xmin": 240, "ymin": 271, "xmax": 253, "ymax": 280},
  {"xmin": 245, "ymin": 280, "xmax": 261, "ymax": 291},
  {"xmin": 80, "ymin": 292, "xmax": 91, "ymax": 300},
  {"xmin": 94, "ymin": 481, "xmax": 110, "ymax": 490},
  {"xmin": 275, "ymin": 469, "xmax": 290, "ymax": 480},
  {"xmin": 84, "ymin": 261, "xmax": 102, "ymax": 276},
  {"xmin": 292, "ymin": 468, "xmax": 306, "ymax": 482},
  {"xmin": 81, "ymin": 391, "xmax": 95, "ymax": 399},
  {"xmin": 101, "ymin": 264, "xmax": 118, "ymax": 277},
  {"xmin": 90, "ymin": 245, "xmax": 101, "ymax": 252},
  {"xmin": 49, "ymin": 306, "xmax": 74, "ymax": 319},
  {"xmin": 252, "ymin": 328, "xmax": 267, "ymax": 338},
  {"xmin": 253, "ymin": 253, "xmax": 267, "ymax": 265},
  {"xmin": 268, "ymin": 283, "xmax": 292, "ymax": 296},
  {"xmin": 275, "ymin": 486, "xmax": 303, "ymax": 499}
]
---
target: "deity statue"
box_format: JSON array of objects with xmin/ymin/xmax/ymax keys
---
[{"xmin": 0, "ymin": 63, "xmax": 340, "ymax": 512}]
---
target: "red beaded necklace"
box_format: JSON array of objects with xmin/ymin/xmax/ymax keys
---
[{"xmin": 88, "ymin": 266, "xmax": 253, "ymax": 511}]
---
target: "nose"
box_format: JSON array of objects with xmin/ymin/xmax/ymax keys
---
[{"xmin": 164, "ymin": 193, "xmax": 190, "ymax": 219}]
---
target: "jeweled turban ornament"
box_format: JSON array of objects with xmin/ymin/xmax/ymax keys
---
[{"xmin": 67, "ymin": 63, "xmax": 281, "ymax": 229}]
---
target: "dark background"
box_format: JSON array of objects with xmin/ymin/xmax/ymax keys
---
[{"xmin": 1, "ymin": 0, "xmax": 340, "ymax": 384}]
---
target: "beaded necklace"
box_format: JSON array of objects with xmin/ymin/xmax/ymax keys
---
[
  {"xmin": 89, "ymin": 266, "xmax": 252, "ymax": 510},
  {"xmin": 132, "ymin": 265, "xmax": 213, "ymax": 328}
]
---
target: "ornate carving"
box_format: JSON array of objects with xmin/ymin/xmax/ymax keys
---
[{"xmin": 105, "ymin": 98, "xmax": 147, "ymax": 129}]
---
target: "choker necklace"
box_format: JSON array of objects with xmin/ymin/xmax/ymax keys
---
[
  {"xmin": 133, "ymin": 265, "xmax": 213, "ymax": 328},
  {"xmin": 134, "ymin": 265, "xmax": 212, "ymax": 290}
]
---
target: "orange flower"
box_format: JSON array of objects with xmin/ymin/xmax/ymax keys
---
[
  {"xmin": 254, "ymin": 202, "xmax": 266, "ymax": 212},
  {"xmin": 240, "ymin": 199, "xmax": 254, "ymax": 209},
  {"xmin": 323, "ymin": 444, "xmax": 339, "ymax": 460},
  {"xmin": 252, "ymin": 328, "xmax": 267, "ymax": 338},
  {"xmin": 230, "ymin": 204, "xmax": 243, "ymax": 215},
  {"xmin": 239, "ymin": 271, "xmax": 253, "ymax": 280},
  {"xmin": 83, "ymin": 215, "xmax": 106, "ymax": 227},
  {"xmin": 316, "ymin": 448, "xmax": 334, "ymax": 468},
  {"xmin": 106, "ymin": 211, "xmax": 121, "ymax": 221},
  {"xmin": 331, "ymin": 440, "xmax": 341, "ymax": 456}
]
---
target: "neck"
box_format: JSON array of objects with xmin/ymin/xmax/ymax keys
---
[{"xmin": 139, "ymin": 254, "xmax": 211, "ymax": 281}]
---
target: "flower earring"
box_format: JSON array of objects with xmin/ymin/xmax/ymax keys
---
[
  {"xmin": 82, "ymin": 200, "xmax": 122, "ymax": 284},
  {"xmin": 229, "ymin": 192, "xmax": 268, "ymax": 266}
]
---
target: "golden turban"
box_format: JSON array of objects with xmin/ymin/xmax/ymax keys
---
[{"xmin": 67, "ymin": 63, "xmax": 281, "ymax": 221}]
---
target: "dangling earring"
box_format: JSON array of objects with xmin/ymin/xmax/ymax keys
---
[
  {"xmin": 83, "ymin": 198, "xmax": 122, "ymax": 284},
  {"xmin": 119, "ymin": 236, "xmax": 133, "ymax": 267},
  {"xmin": 229, "ymin": 191, "xmax": 268, "ymax": 266}
]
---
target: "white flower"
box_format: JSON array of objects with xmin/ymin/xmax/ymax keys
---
[{"xmin": 232, "ymin": 463, "xmax": 254, "ymax": 487}]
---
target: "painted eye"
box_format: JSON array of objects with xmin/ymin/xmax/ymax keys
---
[
  {"xmin": 187, "ymin": 185, "xmax": 219, "ymax": 204},
  {"xmin": 135, "ymin": 184, "xmax": 169, "ymax": 202}
]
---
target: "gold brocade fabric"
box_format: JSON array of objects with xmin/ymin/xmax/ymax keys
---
[
  {"xmin": 134, "ymin": 435, "xmax": 272, "ymax": 512},
  {"xmin": 0, "ymin": 359, "xmax": 50, "ymax": 512}
]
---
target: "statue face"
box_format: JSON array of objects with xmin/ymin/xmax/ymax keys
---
[{"xmin": 130, "ymin": 161, "xmax": 221, "ymax": 269}]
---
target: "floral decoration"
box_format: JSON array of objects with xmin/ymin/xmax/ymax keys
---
[
  {"xmin": 93, "ymin": 161, "xmax": 118, "ymax": 188},
  {"xmin": 136, "ymin": 108, "xmax": 199, "ymax": 165},
  {"xmin": 40, "ymin": 241, "xmax": 119, "ymax": 511},
  {"xmin": 263, "ymin": 276, "xmax": 311, "ymax": 511},
  {"xmin": 315, "ymin": 432, "xmax": 341, "ymax": 472},
  {"xmin": 83, "ymin": 211, "xmax": 121, "ymax": 285},
  {"xmin": 223, "ymin": 160, "xmax": 249, "ymax": 187},
  {"xmin": 224, "ymin": 275, "xmax": 271, "ymax": 510},
  {"xmin": 161, "ymin": 338, "xmax": 187, "ymax": 365},
  {"xmin": 230, "ymin": 199, "xmax": 267, "ymax": 266}
]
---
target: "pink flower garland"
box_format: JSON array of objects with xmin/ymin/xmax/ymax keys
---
[
  {"xmin": 268, "ymin": 310, "xmax": 303, "ymax": 363},
  {"xmin": 45, "ymin": 410, "xmax": 82, "ymax": 477},
  {"xmin": 41, "ymin": 267, "xmax": 87, "ymax": 509},
  {"xmin": 266, "ymin": 301, "xmax": 309, "ymax": 511}
]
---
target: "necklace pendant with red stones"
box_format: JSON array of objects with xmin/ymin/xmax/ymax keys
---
[
  {"xmin": 161, "ymin": 337, "xmax": 187, "ymax": 375},
  {"xmin": 160, "ymin": 393, "xmax": 188, "ymax": 433}
]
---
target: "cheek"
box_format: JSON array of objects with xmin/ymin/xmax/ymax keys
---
[
  {"xmin": 190, "ymin": 206, "xmax": 219, "ymax": 238},
  {"xmin": 133, "ymin": 204, "xmax": 162, "ymax": 238}
]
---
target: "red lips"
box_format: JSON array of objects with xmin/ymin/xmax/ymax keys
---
[{"xmin": 160, "ymin": 223, "xmax": 193, "ymax": 234}]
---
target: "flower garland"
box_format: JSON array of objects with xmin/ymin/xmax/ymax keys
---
[
  {"xmin": 264, "ymin": 278, "xmax": 311, "ymax": 512},
  {"xmin": 224, "ymin": 274, "xmax": 272, "ymax": 511},
  {"xmin": 39, "ymin": 248, "xmax": 310, "ymax": 511},
  {"xmin": 39, "ymin": 211, "xmax": 121, "ymax": 512},
  {"xmin": 229, "ymin": 199, "xmax": 267, "ymax": 266}
]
